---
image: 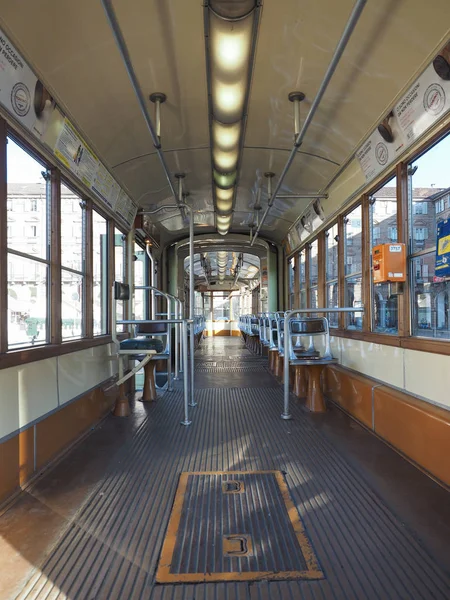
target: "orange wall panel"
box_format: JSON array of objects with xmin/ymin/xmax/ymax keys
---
[
  {"xmin": 374, "ymin": 386, "xmax": 450, "ymax": 486},
  {"xmin": 325, "ymin": 365, "xmax": 373, "ymax": 428}
]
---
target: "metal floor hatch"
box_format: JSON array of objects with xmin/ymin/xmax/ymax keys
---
[{"xmin": 156, "ymin": 471, "xmax": 323, "ymax": 583}]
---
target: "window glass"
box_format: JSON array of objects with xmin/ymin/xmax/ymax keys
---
[
  {"xmin": 115, "ymin": 228, "xmax": 125, "ymax": 331},
  {"xmin": 370, "ymin": 176, "xmax": 398, "ymax": 334},
  {"xmin": 60, "ymin": 182, "xmax": 85, "ymax": 341},
  {"xmin": 411, "ymin": 254, "xmax": 450, "ymax": 338},
  {"xmin": 345, "ymin": 276, "xmax": 363, "ymax": 330},
  {"xmin": 7, "ymin": 137, "xmax": 50, "ymax": 348},
  {"xmin": 134, "ymin": 243, "xmax": 147, "ymax": 321},
  {"xmin": 7, "ymin": 255, "xmax": 48, "ymax": 348},
  {"xmin": 61, "ymin": 183, "xmax": 84, "ymax": 271},
  {"xmin": 61, "ymin": 271, "xmax": 83, "ymax": 340},
  {"xmin": 408, "ymin": 133, "xmax": 450, "ymax": 339},
  {"xmin": 325, "ymin": 224, "xmax": 339, "ymax": 327},
  {"xmin": 288, "ymin": 257, "xmax": 295, "ymax": 309},
  {"xmin": 299, "ymin": 249, "xmax": 306, "ymax": 309},
  {"xmin": 344, "ymin": 205, "xmax": 362, "ymax": 329},
  {"xmin": 309, "ymin": 240, "xmax": 318, "ymax": 309},
  {"xmin": 93, "ymin": 211, "xmax": 108, "ymax": 335},
  {"xmin": 344, "ymin": 205, "xmax": 362, "ymax": 275},
  {"xmin": 212, "ymin": 292, "xmax": 230, "ymax": 320}
]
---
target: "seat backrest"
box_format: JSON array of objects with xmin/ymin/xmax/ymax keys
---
[
  {"xmin": 291, "ymin": 318, "xmax": 326, "ymax": 334},
  {"xmin": 136, "ymin": 322, "xmax": 168, "ymax": 334}
]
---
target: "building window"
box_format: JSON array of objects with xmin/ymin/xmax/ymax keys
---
[
  {"xmin": 435, "ymin": 198, "xmax": 446, "ymax": 213},
  {"xmin": 413, "ymin": 202, "xmax": 428, "ymax": 215},
  {"xmin": 325, "ymin": 223, "xmax": 339, "ymax": 327},
  {"xmin": 344, "ymin": 204, "xmax": 362, "ymax": 330},
  {"xmin": 6, "ymin": 137, "xmax": 50, "ymax": 349},
  {"xmin": 61, "ymin": 182, "xmax": 86, "ymax": 340},
  {"xmin": 408, "ymin": 132, "xmax": 450, "ymax": 339},
  {"xmin": 370, "ymin": 176, "xmax": 398, "ymax": 334},
  {"xmin": 388, "ymin": 226, "xmax": 397, "ymax": 240},
  {"xmin": 30, "ymin": 199, "xmax": 38, "ymax": 212},
  {"xmin": 93, "ymin": 211, "xmax": 108, "ymax": 335},
  {"xmin": 414, "ymin": 227, "xmax": 429, "ymax": 241}
]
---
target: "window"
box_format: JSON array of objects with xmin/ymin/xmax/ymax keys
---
[
  {"xmin": 212, "ymin": 292, "xmax": 230, "ymax": 320},
  {"xmin": 388, "ymin": 226, "xmax": 397, "ymax": 240},
  {"xmin": 61, "ymin": 182, "xmax": 86, "ymax": 340},
  {"xmin": 309, "ymin": 240, "xmax": 318, "ymax": 310},
  {"xmin": 408, "ymin": 132, "xmax": 450, "ymax": 339},
  {"xmin": 370, "ymin": 176, "xmax": 398, "ymax": 334},
  {"xmin": 299, "ymin": 249, "xmax": 306, "ymax": 309},
  {"xmin": 288, "ymin": 257, "xmax": 295, "ymax": 309},
  {"xmin": 435, "ymin": 197, "xmax": 446, "ymax": 213},
  {"xmin": 414, "ymin": 227, "xmax": 429, "ymax": 240},
  {"xmin": 134, "ymin": 243, "xmax": 147, "ymax": 321},
  {"xmin": 325, "ymin": 223, "xmax": 339, "ymax": 327},
  {"xmin": 6, "ymin": 137, "xmax": 50, "ymax": 349},
  {"xmin": 413, "ymin": 202, "xmax": 428, "ymax": 215},
  {"xmin": 344, "ymin": 204, "xmax": 362, "ymax": 329},
  {"xmin": 30, "ymin": 199, "xmax": 37, "ymax": 212},
  {"xmin": 115, "ymin": 228, "xmax": 126, "ymax": 332},
  {"xmin": 93, "ymin": 211, "xmax": 108, "ymax": 335}
]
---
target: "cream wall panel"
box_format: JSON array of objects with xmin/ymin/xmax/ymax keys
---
[
  {"xmin": 404, "ymin": 350, "xmax": 450, "ymax": 410},
  {"xmin": 18, "ymin": 358, "xmax": 58, "ymax": 428},
  {"xmin": 0, "ymin": 366, "xmax": 20, "ymax": 439},
  {"xmin": 58, "ymin": 344, "xmax": 118, "ymax": 405},
  {"xmin": 333, "ymin": 338, "xmax": 404, "ymax": 389}
]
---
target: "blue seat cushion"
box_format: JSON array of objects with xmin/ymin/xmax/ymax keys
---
[{"xmin": 120, "ymin": 338, "xmax": 164, "ymax": 353}]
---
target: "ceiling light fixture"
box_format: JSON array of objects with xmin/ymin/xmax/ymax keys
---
[{"xmin": 205, "ymin": 0, "xmax": 261, "ymax": 236}]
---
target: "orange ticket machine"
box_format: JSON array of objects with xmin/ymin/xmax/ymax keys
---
[{"xmin": 372, "ymin": 243, "xmax": 406, "ymax": 283}]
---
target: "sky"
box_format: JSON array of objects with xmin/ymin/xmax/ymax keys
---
[{"xmin": 7, "ymin": 130, "xmax": 450, "ymax": 190}]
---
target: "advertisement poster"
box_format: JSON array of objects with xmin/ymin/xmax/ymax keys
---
[
  {"xmin": 92, "ymin": 163, "xmax": 120, "ymax": 210},
  {"xmin": 395, "ymin": 63, "xmax": 450, "ymax": 145},
  {"xmin": 115, "ymin": 190, "xmax": 139, "ymax": 227},
  {"xmin": 357, "ymin": 60, "xmax": 450, "ymax": 183},
  {"xmin": 54, "ymin": 118, "xmax": 99, "ymax": 188},
  {"xmin": 435, "ymin": 218, "xmax": 450, "ymax": 279},
  {"xmin": 0, "ymin": 28, "xmax": 55, "ymax": 139}
]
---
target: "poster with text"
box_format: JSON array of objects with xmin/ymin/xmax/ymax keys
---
[
  {"xmin": 0, "ymin": 28, "xmax": 55, "ymax": 139},
  {"xmin": 92, "ymin": 163, "xmax": 120, "ymax": 210},
  {"xmin": 54, "ymin": 118, "xmax": 99, "ymax": 188}
]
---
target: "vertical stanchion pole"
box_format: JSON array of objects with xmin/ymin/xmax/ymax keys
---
[
  {"xmin": 174, "ymin": 299, "xmax": 179, "ymax": 380},
  {"xmin": 181, "ymin": 320, "xmax": 191, "ymax": 426},
  {"xmin": 188, "ymin": 206, "xmax": 197, "ymax": 407},
  {"xmin": 282, "ymin": 311, "xmax": 292, "ymax": 420}
]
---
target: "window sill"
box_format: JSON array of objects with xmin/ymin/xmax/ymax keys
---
[
  {"xmin": 329, "ymin": 329, "xmax": 450, "ymax": 354},
  {"xmin": 0, "ymin": 335, "xmax": 117, "ymax": 370}
]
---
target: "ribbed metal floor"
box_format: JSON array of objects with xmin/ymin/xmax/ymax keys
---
[{"xmin": 16, "ymin": 337, "xmax": 450, "ymax": 599}]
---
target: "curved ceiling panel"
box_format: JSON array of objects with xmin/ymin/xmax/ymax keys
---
[{"xmin": 1, "ymin": 0, "xmax": 450, "ymax": 245}]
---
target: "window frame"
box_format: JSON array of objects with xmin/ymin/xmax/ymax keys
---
[{"xmin": 0, "ymin": 117, "xmax": 126, "ymax": 368}]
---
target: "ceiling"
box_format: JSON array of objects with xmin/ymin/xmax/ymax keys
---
[{"xmin": 1, "ymin": 0, "xmax": 450, "ymax": 245}]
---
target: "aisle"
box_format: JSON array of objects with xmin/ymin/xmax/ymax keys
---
[{"xmin": 5, "ymin": 336, "xmax": 450, "ymax": 599}]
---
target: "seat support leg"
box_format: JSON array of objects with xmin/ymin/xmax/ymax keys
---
[
  {"xmin": 142, "ymin": 361, "xmax": 157, "ymax": 402},
  {"xmin": 306, "ymin": 365, "xmax": 326, "ymax": 412},
  {"xmin": 113, "ymin": 383, "xmax": 131, "ymax": 417}
]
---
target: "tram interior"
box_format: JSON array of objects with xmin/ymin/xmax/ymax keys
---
[{"xmin": 0, "ymin": 1, "xmax": 450, "ymax": 598}]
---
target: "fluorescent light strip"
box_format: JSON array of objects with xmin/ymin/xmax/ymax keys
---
[{"xmin": 207, "ymin": 2, "xmax": 257, "ymax": 236}]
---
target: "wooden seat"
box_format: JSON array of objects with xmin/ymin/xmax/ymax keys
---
[{"xmin": 291, "ymin": 357, "xmax": 338, "ymax": 412}]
